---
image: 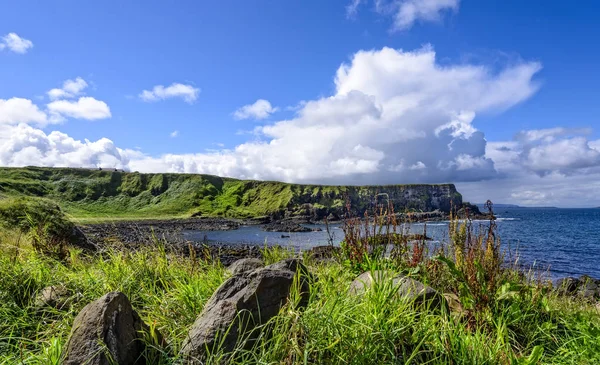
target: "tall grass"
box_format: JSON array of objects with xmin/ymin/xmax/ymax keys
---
[{"xmin": 0, "ymin": 202, "xmax": 599, "ymax": 363}]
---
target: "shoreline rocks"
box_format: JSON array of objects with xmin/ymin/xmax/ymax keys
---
[{"xmin": 555, "ymin": 275, "xmax": 600, "ymax": 299}]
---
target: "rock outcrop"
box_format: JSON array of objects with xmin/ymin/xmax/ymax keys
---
[
  {"xmin": 62, "ymin": 291, "xmax": 154, "ymax": 365},
  {"xmin": 181, "ymin": 259, "xmax": 312, "ymax": 362},
  {"xmin": 262, "ymin": 221, "xmax": 312, "ymax": 232},
  {"xmin": 349, "ymin": 270, "xmax": 446, "ymax": 311}
]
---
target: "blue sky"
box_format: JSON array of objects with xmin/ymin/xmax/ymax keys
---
[{"xmin": 1, "ymin": 0, "xmax": 600, "ymax": 207}]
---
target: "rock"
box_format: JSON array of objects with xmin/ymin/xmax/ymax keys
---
[
  {"xmin": 181, "ymin": 259, "xmax": 312, "ymax": 362},
  {"xmin": 349, "ymin": 271, "xmax": 446, "ymax": 311},
  {"xmin": 307, "ymin": 245, "xmax": 341, "ymax": 260},
  {"xmin": 443, "ymin": 293, "xmax": 464, "ymax": 316},
  {"xmin": 62, "ymin": 291, "xmax": 154, "ymax": 365},
  {"xmin": 555, "ymin": 277, "xmax": 580, "ymax": 294},
  {"xmin": 349, "ymin": 270, "xmax": 400, "ymax": 295},
  {"xmin": 264, "ymin": 258, "xmax": 313, "ymax": 307},
  {"xmin": 396, "ymin": 277, "xmax": 446, "ymax": 310},
  {"xmin": 262, "ymin": 221, "xmax": 312, "ymax": 232},
  {"xmin": 578, "ymin": 276, "xmax": 599, "ymax": 299},
  {"xmin": 35, "ymin": 285, "xmax": 72, "ymax": 310},
  {"xmin": 227, "ymin": 258, "xmax": 264, "ymax": 275}
]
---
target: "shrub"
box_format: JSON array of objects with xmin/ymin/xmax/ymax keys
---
[{"xmin": 0, "ymin": 197, "xmax": 75, "ymax": 258}]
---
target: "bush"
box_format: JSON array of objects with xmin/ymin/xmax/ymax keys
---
[{"xmin": 0, "ymin": 197, "xmax": 75, "ymax": 258}]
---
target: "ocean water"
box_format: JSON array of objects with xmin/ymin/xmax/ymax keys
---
[{"xmin": 183, "ymin": 207, "xmax": 600, "ymax": 279}]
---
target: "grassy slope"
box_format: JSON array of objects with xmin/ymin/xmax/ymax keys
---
[{"xmin": 0, "ymin": 167, "xmax": 460, "ymax": 222}]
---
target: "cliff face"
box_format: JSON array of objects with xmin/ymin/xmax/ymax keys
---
[
  {"xmin": 280, "ymin": 184, "xmax": 462, "ymax": 220},
  {"xmin": 0, "ymin": 167, "xmax": 463, "ymax": 219}
]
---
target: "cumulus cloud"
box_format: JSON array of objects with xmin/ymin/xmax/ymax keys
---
[
  {"xmin": 139, "ymin": 83, "xmax": 200, "ymax": 103},
  {"xmin": 170, "ymin": 130, "xmax": 179, "ymax": 138},
  {"xmin": 47, "ymin": 77, "xmax": 89, "ymax": 100},
  {"xmin": 233, "ymin": 99, "xmax": 279, "ymax": 120},
  {"xmin": 346, "ymin": 0, "xmax": 459, "ymax": 31},
  {"xmin": 488, "ymin": 127, "xmax": 600, "ymax": 177},
  {"xmin": 0, "ymin": 124, "xmax": 137, "ymax": 169},
  {"xmin": 0, "ymin": 33, "xmax": 33, "ymax": 54},
  {"xmin": 0, "ymin": 98, "xmax": 48, "ymax": 126},
  {"xmin": 127, "ymin": 46, "xmax": 540, "ymax": 184},
  {"xmin": 47, "ymin": 97, "xmax": 112, "ymax": 122}
]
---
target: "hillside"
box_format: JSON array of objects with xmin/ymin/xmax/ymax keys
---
[{"xmin": 0, "ymin": 166, "xmax": 463, "ymax": 221}]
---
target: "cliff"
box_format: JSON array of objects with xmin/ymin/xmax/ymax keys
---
[{"xmin": 0, "ymin": 166, "xmax": 463, "ymax": 220}]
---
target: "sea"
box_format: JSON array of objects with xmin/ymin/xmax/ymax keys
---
[{"xmin": 183, "ymin": 207, "xmax": 600, "ymax": 280}]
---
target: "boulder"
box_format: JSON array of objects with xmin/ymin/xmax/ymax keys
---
[
  {"xmin": 35, "ymin": 285, "xmax": 72, "ymax": 310},
  {"xmin": 181, "ymin": 259, "xmax": 312, "ymax": 362},
  {"xmin": 62, "ymin": 292, "xmax": 153, "ymax": 365},
  {"xmin": 349, "ymin": 270, "xmax": 401, "ymax": 295},
  {"xmin": 555, "ymin": 277, "xmax": 580, "ymax": 294},
  {"xmin": 443, "ymin": 293, "xmax": 464, "ymax": 316},
  {"xmin": 556, "ymin": 275, "xmax": 600, "ymax": 299},
  {"xmin": 578, "ymin": 276, "xmax": 599, "ymax": 299},
  {"xmin": 227, "ymin": 258, "xmax": 264, "ymax": 276},
  {"xmin": 349, "ymin": 270, "xmax": 446, "ymax": 311}
]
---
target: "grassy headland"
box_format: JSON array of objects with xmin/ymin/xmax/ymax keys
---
[{"xmin": 0, "ymin": 166, "xmax": 462, "ymax": 222}]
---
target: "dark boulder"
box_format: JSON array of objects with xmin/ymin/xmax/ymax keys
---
[
  {"xmin": 555, "ymin": 275, "xmax": 600, "ymax": 299},
  {"xmin": 227, "ymin": 258, "xmax": 264, "ymax": 276},
  {"xmin": 180, "ymin": 259, "xmax": 312, "ymax": 362},
  {"xmin": 578, "ymin": 276, "xmax": 599, "ymax": 299},
  {"xmin": 62, "ymin": 291, "xmax": 155, "ymax": 365},
  {"xmin": 555, "ymin": 277, "xmax": 580, "ymax": 294}
]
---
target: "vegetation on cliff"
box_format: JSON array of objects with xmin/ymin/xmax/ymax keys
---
[{"xmin": 0, "ymin": 166, "xmax": 462, "ymax": 221}]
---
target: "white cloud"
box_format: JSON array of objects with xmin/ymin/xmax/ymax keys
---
[
  {"xmin": 47, "ymin": 77, "xmax": 89, "ymax": 100},
  {"xmin": 0, "ymin": 98, "xmax": 48, "ymax": 126},
  {"xmin": 0, "ymin": 124, "xmax": 137, "ymax": 169},
  {"xmin": 488, "ymin": 128, "xmax": 600, "ymax": 177},
  {"xmin": 139, "ymin": 83, "xmax": 200, "ymax": 103},
  {"xmin": 233, "ymin": 99, "xmax": 279, "ymax": 120},
  {"xmin": 346, "ymin": 0, "xmax": 363, "ymax": 17},
  {"xmin": 347, "ymin": 0, "xmax": 459, "ymax": 31},
  {"xmin": 0, "ymin": 33, "xmax": 33, "ymax": 54},
  {"xmin": 128, "ymin": 46, "xmax": 540, "ymax": 185},
  {"xmin": 170, "ymin": 130, "xmax": 179, "ymax": 138},
  {"xmin": 47, "ymin": 97, "xmax": 111, "ymax": 122}
]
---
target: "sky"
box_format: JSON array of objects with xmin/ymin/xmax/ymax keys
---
[{"xmin": 1, "ymin": 0, "xmax": 600, "ymax": 207}]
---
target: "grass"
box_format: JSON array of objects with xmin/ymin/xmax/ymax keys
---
[
  {"xmin": 0, "ymin": 203, "xmax": 599, "ymax": 364},
  {"xmin": 0, "ymin": 166, "xmax": 462, "ymax": 220}
]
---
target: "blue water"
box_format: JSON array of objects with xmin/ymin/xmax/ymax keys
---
[{"xmin": 183, "ymin": 207, "xmax": 600, "ymax": 279}]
